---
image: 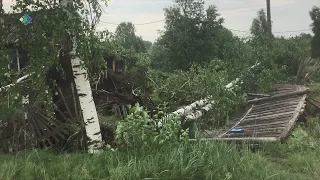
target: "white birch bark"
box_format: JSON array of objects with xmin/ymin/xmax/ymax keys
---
[
  {"xmin": 158, "ymin": 62, "xmax": 260, "ymax": 126},
  {"xmin": 0, "ymin": 73, "xmax": 33, "ymax": 93},
  {"xmin": 183, "ymin": 63, "xmax": 260, "ymax": 121},
  {"xmin": 61, "ymin": 0, "xmax": 102, "ymax": 153},
  {"xmin": 16, "ymin": 49, "xmax": 28, "ymax": 120}
]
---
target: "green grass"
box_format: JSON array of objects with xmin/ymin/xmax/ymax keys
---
[
  {"xmin": 1, "ymin": 118, "xmax": 320, "ymax": 180},
  {"xmin": 260, "ymin": 117, "xmax": 320, "ymax": 180},
  {"xmin": 0, "ymin": 142, "xmax": 299, "ymax": 180},
  {"xmin": 309, "ymin": 82, "xmax": 320, "ymax": 100}
]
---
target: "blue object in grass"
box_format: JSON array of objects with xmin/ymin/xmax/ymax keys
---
[{"xmin": 229, "ymin": 128, "xmax": 244, "ymax": 133}]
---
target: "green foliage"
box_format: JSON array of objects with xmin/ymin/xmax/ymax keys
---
[
  {"xmin": 153, "ymin": 0, "xmax": 225, "ymax": 71},
  {"xmin": 0, "ymin": 0, "xmax": 110, "ymax": 115},
  {"xmin": 250, "ymin": 9, "xmax": 272, "ymax": 40},
  {"xmin": 115, "ymin": 22, "xmax": 148, "ymax": 53},
  {"xmin": 115, "ymin": 103, "xmax": 188, "ymax": 151},
  {"xmin": 147, "ymin": 60, "xmax": 229, "ymax": 108}
]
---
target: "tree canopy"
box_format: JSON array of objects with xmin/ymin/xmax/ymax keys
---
[
  {"xmin": 151, "ymin": 0, "xmax": 226, "ymax": 71},
  {"xmin": 115, "ymin": 22, "xmax": 148, "ymax": 53}
]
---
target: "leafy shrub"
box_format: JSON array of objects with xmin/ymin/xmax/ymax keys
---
[
  {"xmin": 115, "ymin": 103, "xmax": 188, "ymax": 151},
  {"xmin": 146, "ymin": 60, "xmax": 229, "ymax": 109}
]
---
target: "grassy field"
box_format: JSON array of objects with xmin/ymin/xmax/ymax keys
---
[{"xmin": 0, "ymin": 83, "xmax": 319, "ymax": 180}]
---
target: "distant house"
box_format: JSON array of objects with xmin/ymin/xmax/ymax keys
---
[{"xmin": 105, "ymin": 56, "xmax": 125, "ymax": 73}]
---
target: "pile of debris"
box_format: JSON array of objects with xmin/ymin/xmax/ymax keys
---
[{"xmin": 0, "ymin": 66, "xmax": 152, "ymax": 153}]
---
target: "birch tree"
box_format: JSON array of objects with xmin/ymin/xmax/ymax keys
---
[{"xmin": 60, "ymin": 0, "xmax": 103, "ymax": 153}]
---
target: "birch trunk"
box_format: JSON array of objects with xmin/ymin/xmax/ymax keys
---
[
  {"xmin": 71, "ymin": 55, "xmax": 103, "ymax": 153},
  {"xmin": 0, "ymin": 73, "xmax": 33, "ymax": 93},
  {"xmin": 159, "ymin": 63, "xmax": 260, "ymax": 125},
  {"xmin": 61, "ymin": 0, "xmax": 102, "ymax": 153},
  {"xmin": 16, "ymin": 49, "xmax": 28, "ymax": 120},
  {"xmin": 183, "ymin": 63, "xmax": 260, "ymax": 121}
]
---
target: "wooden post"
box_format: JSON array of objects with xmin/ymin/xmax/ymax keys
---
[
  {"xmin": 112, "ymin": 60, "xmax": 116, "ymax": 72},
  {"xmin": 266, "ymin": 0, "xmax": 272, "ymax": 36},
  {"xmin": 0, "ymin": 0, "xmax": 3, "ymax": 14}
]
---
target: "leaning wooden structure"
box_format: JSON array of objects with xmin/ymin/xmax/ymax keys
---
[{"xmin": 194, "ymin": 84, "xmax": 309, "ymax": 143}]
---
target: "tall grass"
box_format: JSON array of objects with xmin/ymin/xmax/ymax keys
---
[{"xmin": 0, "ymin": 142, "xmax": 294, "ymax": 180}]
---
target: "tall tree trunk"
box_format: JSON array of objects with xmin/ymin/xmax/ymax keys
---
[{"xmin": 61, "ymin": 0, "xmax": 102, "ymax": 153}]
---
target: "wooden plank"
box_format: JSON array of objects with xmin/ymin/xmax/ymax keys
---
[
  {"xmin": 278, "ymin": 94, "xmax": 307, "ymax": 142},
  {"xmin": 246, "ymin": 107, "xmax": 297, "ymax": 118},
  {"xmin": 251, "ymin": 100, "xmax": 299, "ymax": 112},
  {"xmin": 239, "ymin": 126, "xmax": 286, "ymax": 132},
  {"xmin": 28, "ymin": 111, "xmax": 45, "ymax": 140},
  {"xmin": 253, "ymin": 96, "xmax": 300, "ymax": 108},
  {"xmin": 226, "ymin": 115, "xmax": 290, "ymax": 127},
  {"xmin": 219, "ymin": 105, "xmax": 254, "ymax": 138},
  {"xmin": 237, "ymin": 115, "xmax": 292, "ymax": 127},
  {"xmin": 248, "ymin": 88, "xmax": 309, "ymax": 104},
  {"xmin": 250, "ymin": 104, "xmax": 298, "ymax": 115},
  {"xmin": 237, "ymin": 121, "xmax": 288, "ymax": 129},
  {"xmin": 247, "ymin": 93, "xmax": 271, "ymax": 97},
  {"xmin": 224, "ymin": 128, "xmax": 285, "ymax": 136},
  {"xmin": 223, "ymin": 132, "xmax": 282, "ymax": 138},
  {"xmin": 242, "ymin": 111, "xmax": 293, "ymax": 122}
]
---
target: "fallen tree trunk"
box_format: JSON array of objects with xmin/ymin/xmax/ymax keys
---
[
  {"xmin": 0, "ymin": 73, "xmax": 33, "ymax": 93},
  {"xmin": 183, "ymin": 63, "xmax": 260, "ymax": 122},
  {"xmin": 158, "ymin": 63, "xmax": 260, "ymax": 125}
]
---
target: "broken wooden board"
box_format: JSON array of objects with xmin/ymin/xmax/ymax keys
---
[{"xmin": 195, "ymin": 84, "xmax": 309, "ymax": 143}]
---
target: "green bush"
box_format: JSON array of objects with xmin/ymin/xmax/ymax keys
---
[{"xmin": 115, "ymin": 103, "xmax": 188, "ymax": 151}]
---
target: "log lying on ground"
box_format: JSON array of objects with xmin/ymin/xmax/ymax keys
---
[
  {"xmin": 158, "ymin": 63, "xmax": 260, "ymax": 125},
  {"xmin": 183, "ymin": 63, "xmax": 260, "ymax": 121}
]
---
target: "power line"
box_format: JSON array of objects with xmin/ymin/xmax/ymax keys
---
[
  {"xmin": 228, "ymin": 29, "xmax": 249, "ymax": 33},
  {"xmin": 99, "ymin": 19, "xmax": 165, "ymax": 25},
  {"xmin": 273, "ymin": 29, "xmax": 311, "ymax": 33},
  {"xmin": 99, "ymin": 19, "xmax": 311, "ymax": 34}
]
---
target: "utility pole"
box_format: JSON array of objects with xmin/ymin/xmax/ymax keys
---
[
  {"xmin": 266, "ymin": 0, "xmax": 272, "ymax": 36},
  {"xmin": 0, "ymin": 0, "xmax": 3, "ymax": 14}
]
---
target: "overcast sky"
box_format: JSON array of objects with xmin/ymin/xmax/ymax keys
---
[{"xmin": 3, "ymin": 0, "xmax": 320, "ymax": 42}]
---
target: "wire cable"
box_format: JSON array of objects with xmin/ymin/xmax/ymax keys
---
[
  {"xmin": 99, "ymin": 19, "xmax": 165, "ymax": 26},
  {"xmin": 99, "ymin": 19, "xmax": 311, "ymax": 34}
]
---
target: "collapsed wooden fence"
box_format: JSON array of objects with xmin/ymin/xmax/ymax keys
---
[{"xmin": 192, "ymin": 84, "xmax": 310, "ymax": 143}]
